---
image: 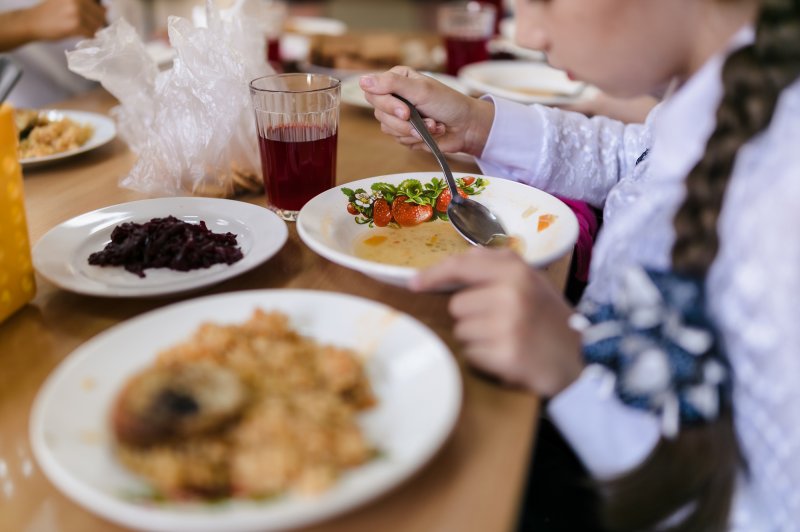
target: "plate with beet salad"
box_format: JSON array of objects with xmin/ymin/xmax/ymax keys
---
[{"xmin": 32, "ymin": 198, "xmax": 288, "ymax": 297}]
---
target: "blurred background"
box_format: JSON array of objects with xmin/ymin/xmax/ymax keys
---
[{"xmin": 131, "ymin": 0, "xmax": 514, "ymax": 35}]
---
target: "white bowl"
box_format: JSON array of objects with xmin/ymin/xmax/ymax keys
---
[
  {"xmin": 297, "ymin": 172, "xmax": 579, "ymax": 287},
  {"xmin": 459, "ymin": 60, "xmax": 595, "ymax": 105}
]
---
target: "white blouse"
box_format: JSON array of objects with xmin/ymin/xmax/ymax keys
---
[{"xmin": 476, "ymin": 29, "xmax": 800, "ymax": 530}]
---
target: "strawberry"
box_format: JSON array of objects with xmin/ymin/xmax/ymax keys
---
[
  {"xmin": 346, "ymin": 203, "xmax": 358, "ymax": 215},
  {"xmin": 434, "ymin": 188, "xmax": 469, "ymax": 213},
  {"xmin": 373, "ymin": 198, "xmax": 392, "ymax": 227},
  {"xmin": 461, "ymin": 176, "xmax": 476, "ymax": 186},
  {"xmin": 391, "ymin": 195, "xmax": 433, "ymax": 226}
]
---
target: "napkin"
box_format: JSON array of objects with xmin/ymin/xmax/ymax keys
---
[{"xmin": 66, "ymin": 0, "xmax": 275, "ymax": 197}]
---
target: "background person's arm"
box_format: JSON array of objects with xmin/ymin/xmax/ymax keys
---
[{"xmin": 0, "ymin": 0, "xmax": 106, "ymax": 52}]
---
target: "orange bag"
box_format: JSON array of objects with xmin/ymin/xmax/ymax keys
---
[{"xmin": 0, "ymin": 103, "xmax": 36, "ymax": 322}]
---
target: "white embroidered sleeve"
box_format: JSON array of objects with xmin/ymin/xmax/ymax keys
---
[{"xmin": 475, "ymin": 96, "xmax": 651, "ymax": 208}]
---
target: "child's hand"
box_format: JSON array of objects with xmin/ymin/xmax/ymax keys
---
[
  {"xmin": 359, "ymin": 66, "xmax": 495, "ymax": 157},
  {"xmin": 411, "ymin": 247, "xmax": 584, "ymax": 398}
]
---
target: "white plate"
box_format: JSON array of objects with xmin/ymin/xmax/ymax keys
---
[
  {"xmin": 20, "ymin": 110, "xmax": 116, "ymax": 168},
  {"xmin": 341, "ymin": 72, "xmax": 468, "ymax": 109},
  {"xmin": 32, "ymin": 197, "xmax": 288, "ymax": 298},
  {"xmin": 458, "ymin": 60, "xmax": 595, "ymax": 105},
  {"xmin": 297, "ymin": 172, "xmax": 579, "ymax": 287},
  {"xmin": 30, "ymin": 289, "xmax": 461, "ymax": 532}
]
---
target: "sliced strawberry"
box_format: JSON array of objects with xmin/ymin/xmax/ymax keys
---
[
  {"xmin": 392, "ymin": 195, "xmax": 433, "ymax": 227},
  {"xmin": 373, "ymin": 198, "xmax": 392, "ymax": 227},
  {"xmin": 461, "ymin": 176, "xmax": 476, "ymax": 186},
  {"xmin": 434, "ymin": 188, "xmax": 469, "ymax": 213},
  {"xmin": 346, "ymin": 203, "xmax": 358, "ymax": 215}
]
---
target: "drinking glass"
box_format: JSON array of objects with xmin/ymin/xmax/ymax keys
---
[
  {"xmin": 250, "ymin": 74, "xmax": 341, "ymax": 221},
  {"xmin": 438, "ymin": 1, "xmax": 496, "ymax": 76}
]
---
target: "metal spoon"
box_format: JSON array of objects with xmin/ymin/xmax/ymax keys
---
[{"xmin": 392, "ymin": 93, "xmax": 508, "ymax": 247}]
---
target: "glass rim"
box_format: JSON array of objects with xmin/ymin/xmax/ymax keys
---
[{"xmin": 249, "ymin": 73, "xmax": 341, "ymax": 94}]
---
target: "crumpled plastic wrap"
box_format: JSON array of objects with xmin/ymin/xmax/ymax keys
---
[{"xmin": 67, "ymin": 0, "xmax": 274, "ymax": 197}]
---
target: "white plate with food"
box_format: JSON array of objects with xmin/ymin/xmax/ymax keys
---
[
  {"xmin": 341, "ymin": 72, "xmax": 468, "ymax": 109},
  {"xmin": 458, "ymin": 60, "xmax": 595, "ymax": 105},
  {"xmin": 30, "ymin": 289, "xmax": 461, "ymax": 532},
  {"xmin": 297, "ymin": 172, "xmax": 579, "ymax": 287},
  {"xmin": 18, "ymin": 109, "xmax": 116, "ymax": 168},
  {"xmin": 32, "ymin": 197, "xmax": 288, "ymax": 298}
]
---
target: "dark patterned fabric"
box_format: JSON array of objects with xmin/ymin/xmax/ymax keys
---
[{"xmin": 576, "ymin": 267, "xmax": 731, "ymax": 437}]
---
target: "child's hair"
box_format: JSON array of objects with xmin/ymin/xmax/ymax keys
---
[{"xmin": 599, "ymin": 0, "xmax": 800, "ymax": 530}]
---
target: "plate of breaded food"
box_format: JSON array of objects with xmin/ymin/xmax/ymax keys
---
[
  {"xmin": 30, "ymin": 290, "xmax": 461, "ymax": 532},
  {"xmin": 16, "ymin": 109, "xmax": 116, "ymax": 168}
]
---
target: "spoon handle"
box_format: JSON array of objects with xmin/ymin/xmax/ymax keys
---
[{"xmin": 391, "ymin": 94, "xmax": 461, "ymax": 199}]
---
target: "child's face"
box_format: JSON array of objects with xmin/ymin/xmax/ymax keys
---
[{"xmin": 515, "ymin": 0, "xmax": 695, "ymax": 97}]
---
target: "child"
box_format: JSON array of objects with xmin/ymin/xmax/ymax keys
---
[{"xmin": 360, "ymin": 0, "xmax": 800, "ymax": 529}]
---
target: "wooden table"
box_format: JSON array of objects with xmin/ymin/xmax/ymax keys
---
[{"xmin": 0, "ymin": 89, "xmax": 569, "ymax": 532}]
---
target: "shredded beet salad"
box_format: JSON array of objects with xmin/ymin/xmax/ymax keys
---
[{"xmin": 88, "ymin": 216, "xmax": 244, "ymax": 278}]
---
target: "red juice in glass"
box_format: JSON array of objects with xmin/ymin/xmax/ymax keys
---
[
  {"xmin": 438, "ymin": 2, "xmax": 496, "ymax": 75},
  {"xmin": 444, "ymin": 36, "xmax": 490, "ymax": 76},
  {"xmin": 265, "ymin": 38, "xmax": 283, "ymax": 73},
  {"xmin": 265, "ymin": 38, "xmax": 280, "ymax": 63},
  {"xmin": 258, "ymin": 125, "xmax": 337, "ymax": 212},
  {"xmin": 251, "ymin": 73, "xmax": 340, "ymax": 221}
]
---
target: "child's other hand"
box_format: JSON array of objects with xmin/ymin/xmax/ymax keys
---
[{"xmin": 411, "ymin": 247, "xmax": 583, "ymax": 398}]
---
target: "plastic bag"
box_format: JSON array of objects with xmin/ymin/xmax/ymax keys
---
[{"xmin": 67, "ymin": 0, "xmax": 274, "ymax": 197}]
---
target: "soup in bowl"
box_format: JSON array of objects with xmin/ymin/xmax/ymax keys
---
[{"xmin": 297, "ymin": 172, "xmax": 579, "ymax": 287}]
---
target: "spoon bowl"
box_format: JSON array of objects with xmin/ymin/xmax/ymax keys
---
[
  {"xmin": 448, "ymin": 195, "xmax": 508, "ymax": 246},
  {"xmin": 392, "ymin": 94, "xmax": 508, "ymax": 246}
]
